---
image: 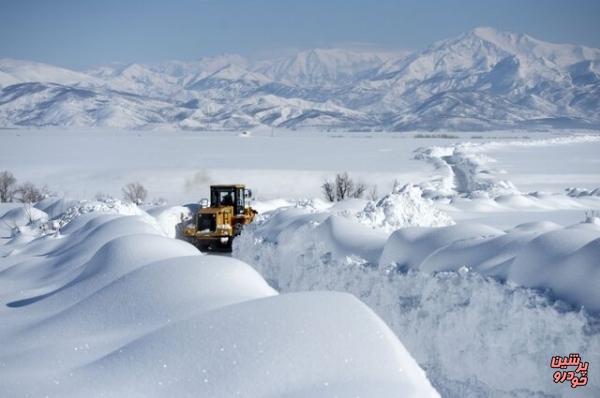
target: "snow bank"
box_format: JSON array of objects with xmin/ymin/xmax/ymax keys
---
[
  {"xmin": 381, "ymin": 221, "xmax": 600, "ymax": 311},
  {"xmin": 0, "ymin": 197, "xmax": 439, "ymax": 398},
  {"xmin": 234, "ymin": 199, "xmax": 600, "ymax": 398},
  {"xmin": 236, "ymin": 186, "xmax": 456, "ymax": 289},
  {"xmin": 144, "ymin": 204, "xmax": 196, "ymax": 238},
  {"xmin": 356, "ymin": 183, "xmax": 455, "ymax": 231}
]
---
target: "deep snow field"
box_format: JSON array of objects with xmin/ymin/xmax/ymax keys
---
[{"xmin": 1, "ymin": 127, "xmax": 600, "ymax": 397}]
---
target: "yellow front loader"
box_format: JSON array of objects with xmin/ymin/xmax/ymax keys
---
[{"xmin": 184, "ymin": 184, "xmax": 257, "ymax": 252}]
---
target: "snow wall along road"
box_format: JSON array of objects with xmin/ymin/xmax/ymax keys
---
[{"xmin": 233, "ymin": 184, "xmax": 600, "ymax": 398}]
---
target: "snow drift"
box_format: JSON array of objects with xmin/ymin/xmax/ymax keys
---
[
  {"xmin": 0, "ymin": 199, "xmax": 439, "ymax": 398},
  {"xmin": 233, "ymin": 188, "xmax": 600, "ymax": 398}
]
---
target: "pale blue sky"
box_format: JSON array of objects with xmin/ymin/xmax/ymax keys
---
[{"xmin": 1, "ymin": 0, "xmax": 599, "ymax": 70}]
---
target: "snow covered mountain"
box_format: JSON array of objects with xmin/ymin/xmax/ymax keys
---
[{"xmin": 1, "ymin": 27, "xmax": 599, "ymax": 131}]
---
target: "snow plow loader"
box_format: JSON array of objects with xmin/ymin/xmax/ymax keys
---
[{"xmin": 184, "ymin": 184, "xmax": 257, "ymax": 252}]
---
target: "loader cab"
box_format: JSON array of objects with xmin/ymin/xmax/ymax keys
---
[{"xmin": 209, "ymin": 184, "xmax": 252, "ymax": 215}]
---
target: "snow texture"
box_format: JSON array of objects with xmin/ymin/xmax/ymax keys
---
[
  {"xmin": 0, "ymin": 199, "xmax": 439, "ymax": 398},
  {"xmin": 1, "ymin": 129, "xmax": 599, "ymax": 398},
  {"xmin": 234, "ymin": 202, "xmax": 600, "ymax": 398}
]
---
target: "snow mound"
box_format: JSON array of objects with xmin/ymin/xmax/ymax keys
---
[
  {"xmin": 378, "ymin": 223, "xmax": 506, "ymax": 273},
  {"xmin": 507, "ymin": 224, "xmax": 600, "ymax": 312},
  {"xmin": 144, "ymin": 204, "xmax": 194, "ymax": 238},
  {"xmin": 356, "ymin": 184, "xmax": 455, "ymax": 231},
  {"xmin": 0, "ymin": 202, "xmax": 439, "ymax": 397},
  {"xmin": 3, "ymin": 198, "xmax": 156, "ymax": 242},
  {"xmin": 234, "ymin": 204, "xmax": 600, "ymax": 397},
  {"xmin": 58, "ymin": 198, "xmax": 148, "ymax": 224},
  {"xmin": 379, "ymin": 220, "xmax": 600, "ymax": 312},
  {"xmin": 0, "ymin": 204, "xmax": 48, "ymax": 238},
  {"xmin": 34, "ymin": 196, "xmax": 80, "ymax": 217},
  {"xmin": 73, "ymin": 292, "xmax": 439, "ymax": 398}
]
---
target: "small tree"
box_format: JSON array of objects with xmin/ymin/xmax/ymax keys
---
[
  {"xmin": 122, "ymin": 182, "xmax": 148, "ymax": 204},
  {"xmin": 321, "ymin": 180, "xmax": 336, "ymax": 202},
  {"xmin": 336, "ymin": 172, "xmax": 354, "ymax": 200},
  {"xmin": 322, "ymin": 172, "xmax": 366, "ymax": 202},
  {"xmin": 0, "ymin": 171, "xmax": 17, "ymax": 202},
  {"xmin": 17, "ymin": 181, "xmax": 45, "ymax": 203},
  {"xmin": 352, "ymin": 181, "xmax": 366, "ymax": 199}
]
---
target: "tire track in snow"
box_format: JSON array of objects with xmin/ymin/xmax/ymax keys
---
[
  {"xmin": 416, "ymin": 144, "xmax": 519, "ymax": 197},
  {"xmin": 441, "ymin": 155, "xmax": 471, "ymax": 194}
]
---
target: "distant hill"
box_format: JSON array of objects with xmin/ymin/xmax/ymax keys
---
[{"xmin": 1, "ymin": 27, "xmax": 599, "ymax": 131}]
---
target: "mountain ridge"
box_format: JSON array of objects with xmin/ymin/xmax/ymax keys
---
[{"xmin": 1, "ymin": 27, "xmax": 599, "ymax": 131}]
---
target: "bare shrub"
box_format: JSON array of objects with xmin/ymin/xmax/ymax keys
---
[
  {"xmin": 122, "ymin": 182, "xmax": 148, "ymax": 204},
  {"xmin": 584, "ymin": 209, "xmax": 600, "ymax": 222},
  {"xmin": 322, "ymin": 172, "xmax": 367, "ymax": 202},
  {"xmin": 336, "ymin": 172, "xmax": 354, "ymax": 200},
  {"xmin": 0, "ymin": 171, "xmax": 17, "ymax": 202},
  {"xmin": 321, "ymin": 180, "xmax": 336, "ymax": 202},
  {"xmin": 17, "ymin": 181, "xmax": 47, "ymax": 203},
  {"xmin": 21, "ymin": 202, "xmax": 40, "ymax": 224},
  {"xmin": 368, "ymin": 184, "xmax": 379, "ymax": 201},
  {"xmin": 353, "ymin": 181, "xmax": 366, "ymax": 199}
]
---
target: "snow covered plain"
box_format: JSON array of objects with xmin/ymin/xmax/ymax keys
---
[{"xmin": 1, "ymin": 128, "xmax": 599, "ymax": 397}]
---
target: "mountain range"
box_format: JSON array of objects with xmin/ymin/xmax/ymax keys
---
[{"xmin": 1, "ymin": 27, "xmax": 599, "ymax": 132}]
